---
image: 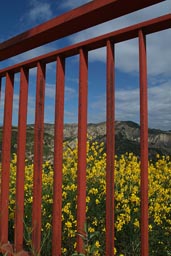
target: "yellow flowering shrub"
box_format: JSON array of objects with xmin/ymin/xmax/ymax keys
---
[{"xmin": 3, "ymin": 141, "xmax": 171, "ymax": 255}]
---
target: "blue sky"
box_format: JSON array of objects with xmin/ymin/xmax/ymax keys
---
[{"xmin": 0, "ymin": 0, "xmax": 171, "ymax": 130}]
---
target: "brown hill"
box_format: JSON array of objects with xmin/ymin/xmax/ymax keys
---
[{"xmin": 0, "ymin": 121, "xmax": 170, "ymax": 161}]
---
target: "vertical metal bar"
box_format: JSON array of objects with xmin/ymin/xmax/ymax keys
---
[
  {"xmin": 0, "ymin": 72, "xmax": 14, "ymax": 244},
  {"xmin": 52, "ymin": 56, "xmax": 65, "ymax": 256},
  {"xmin": 76, "ymin": 48, "xmax": 88, "ymax": 253},
  {"xmin": 139, "ymin": 29, "xmax": 149, "ymax": 256},
  {"xmin": 0, "ymin": 77, "xmax": 2, "ymax": 100},
  {"xmin": 106, "ymin": 40, "xmax": 115, "ymax": 255},
  {"xmin": 0, "ymin": 76, "xmax": 1, "ymax": 240},
  {"xmin": 14, "ymin": 67, "xmax": 29, "ymax": 253},
  {"xmin": 32, "ymin": 62, "xmax": 46, "ymax": 254}
]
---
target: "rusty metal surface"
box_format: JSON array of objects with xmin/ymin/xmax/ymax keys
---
[
  {"xmin": 0, "ymin": 73, "xmax": 14, "ymax": 244},
  {"xmin": 139, "ymin": 29, "xmax": 149, "ymax": 256},
  {"xmin": 0, "ymin": 14, "xmax": 170, "ymax": 77},
  {"xmin": 32, "ymin": 62, "xmax": 46, "ymax": 254},
  {"xmin": 14, "ymin": 68, "xmax": 29, "ymax": 253},
  {"xmin": 0, "ymin": 0, "xmax": 165, "ymax": 61},
  {"xmin": 106, "ymin": 40, "xmax": 115, "ymax": 255},
  {"xmin": 52, "ymin": 56, "xmax": 65, "ymax": 256},
  {"xmin": 0, "ymin": 77, "xmax": 1, "ymax": 99},
  {"xmin": 76, "ymin": 48, "xmax": 88, "ymax": 253}
]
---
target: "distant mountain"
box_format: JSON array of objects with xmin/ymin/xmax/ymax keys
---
[
  {"xmin": 0, "ymin": 121, "xmax": 170, "ymax": 161},
  {"xmin": 63, "ymin": 121, "xmax": 171, "ymax": 159}
]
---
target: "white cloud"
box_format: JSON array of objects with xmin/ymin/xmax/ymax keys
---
[
  {"xmin": 45, "ymin": 83, "xmax": 56, "ymax": 98},
  {"xmin": 0, "ymin": 88, "xmax": 34, "ymax": 125},
  {"xmin": 60, "ymin": 0, "xmax": 92, "ymax": 9},
  {"xmin": 45, "ymin": 83, "xmax": 77, "ymax": 100},
  {"xmin": 28, "ymin": 0, "xmax": 52, "ymax": 22},
  {"xmin": 0, "ymin": 79, "xmax": 170, "ymax": 129},
  {"xmin": 69, "ymin": 0, "xmax": 171, "ymax": 77},
  {"xmin": 9, "ymin": 44, "xmax": 56, "ymax": 70},
  {"xmin": 148, "ymin": 81, "xmax": 171, "ymax": 129},
  {"xmin": 1, "ymin": 0, "xmax": 170, "ymax": 129},
  {"xmin": 65, "ymin": 86, "xmax": 77, "ymax": 101},
  {"xmin": 88, "ymin": 40, "xmax": 139, "ymax": 73},
  {"xmin": 64, "ymin": 110, "xmax": 78, "ymax": 123},
  {"xmin": 146, "ymin": 30, "xmax": 171, "ymax": 76},
  {"xmin": 115, "ymin": 39, "xmax": 139, "ymax": 74},
  {"xmin": 88, "ymin": 79, "xmax": 171, "ymax": 130}
]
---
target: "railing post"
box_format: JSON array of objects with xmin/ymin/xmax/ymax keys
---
[
  {"xmin": 106, "ymin": 40, "xmax": 115, "ymax": 255},
  {"xmin": 14, "ymin": 68, "xmax": 29, "ymax": 253},
  {"xmin": 0, "ymin": 72, "xmax": 14, "ymax": 244},
  {"xmin": 76, "ymin": 48, "xmax": 88, "ymax": 253},
  {"xmin": 52, "ymin": 56, "xmax": 65, "ymax": 256},
  {"xmin": 32, "ymin": 62, "xmax": 46, "ymax": 254},
  {"xmin": 0, "ymin": 77, "xmax": 1, "ymax": 100},
  {"xmin": 139, "ymin": 29, "xmax": 149, "ymax": 256}
]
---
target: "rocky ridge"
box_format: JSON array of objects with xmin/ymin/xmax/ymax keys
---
[{"xmin": 0, "ymin": 121, "xmax": 170, "ymax": 161}]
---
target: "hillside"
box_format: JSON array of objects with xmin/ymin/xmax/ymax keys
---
[{"xmin": 0, "ymin": 121, "xmax": 171, "ymax": 161}]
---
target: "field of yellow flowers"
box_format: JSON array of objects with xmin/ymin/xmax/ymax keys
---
[{"xmin": 6, "ymin": 141, "xmax": 171, "ymax": 255}]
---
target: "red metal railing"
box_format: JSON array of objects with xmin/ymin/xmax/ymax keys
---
[{"xmin": 0, "ymin": 0, "xmax": 170, "ymax": 255}]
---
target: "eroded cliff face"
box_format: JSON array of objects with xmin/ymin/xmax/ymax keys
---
[
  {"xmin": 148, "ymin": 133, "xmax": 171, "ymax": 148},
  {"xmin": 63, "ymin": 121, "xmax": 170, "ymax": 147},
  {"xmin": 46, "ymin": 121, "xmax": 171, "ymax": 157},
  {"xmin": 0, "ymin": 121, "xmax": 170, "ymax": 161},
  {"xmin": 114, "ymin": 121, "xmax": 171, "ymax": 151},
  {"xmin": 86, "ymin": 121, "xmax": 171, "ymax": 157}
]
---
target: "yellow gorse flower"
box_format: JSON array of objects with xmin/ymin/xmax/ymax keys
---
[{"xmin": 3, "ymin": 142, "xmax": 171, "ymax": 256}]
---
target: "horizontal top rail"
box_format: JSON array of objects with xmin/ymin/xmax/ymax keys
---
[
  {"xmin": 0, "ymin": 0, "xmax": 165, "ymax": 61},
  {"xmin": 0, "ymin": 13, "xmax": 170, "ymax": 77}
]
